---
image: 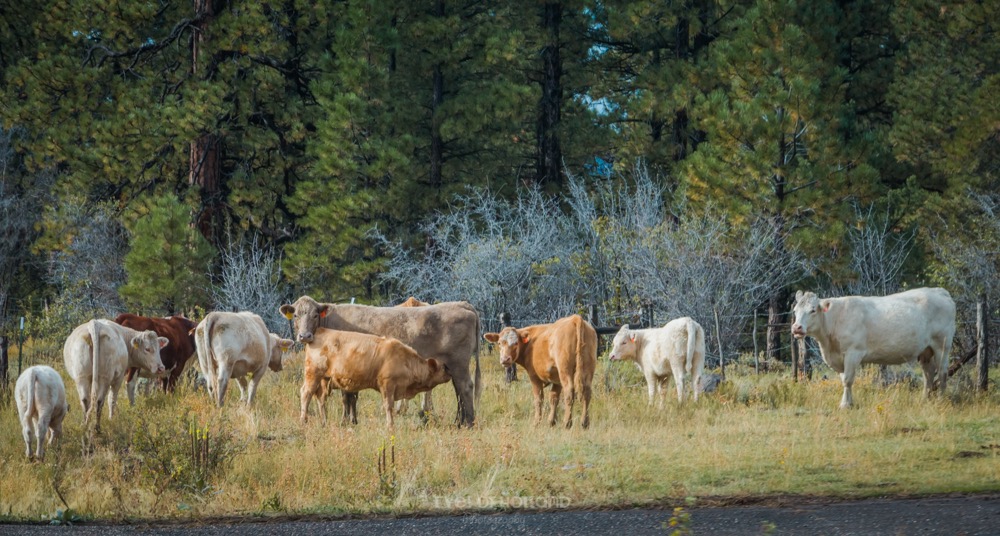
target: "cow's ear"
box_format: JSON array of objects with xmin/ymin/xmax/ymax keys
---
[
  {"xmin": 427, "ymin": 358, "xmax": 439, "ymax": 370},
  {"xmin": 484, "ymin": 333, "xmax": 500, "ymax": 343},
  {"xmin": 157, "ymin": 337, "xmax": 169, "ymax": 349},
  {"xmin": 280, "ymin": 304, "xmax": 295, "ymax": 320},
  {"xmin": 795, "ymin": 290, "xmax": 803, "ymax": 302},
  {"xmin": 318, "ymin": 305, "xmax": 329, "ymax": 319},
  {"xmin": 521, "ymin": 335, "xmax": 529, "ymax": 344},
  {"xmin": 629, "ymin": 333, "xmax": 636, "ymax": 343},
  {"xmin": 821, "ymin": 299, "xmax": 832, "ymax": 313},
  {"xmin": 131, "ymin": 337, "xmax": 141, "ymax": 349},
  {"xmin": 279, "ymin": 339, "xmax": 295, "ymax": 351}
]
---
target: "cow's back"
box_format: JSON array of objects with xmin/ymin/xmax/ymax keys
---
[
  {"xmin": 323, "ymin": 302, "xmax": 478, "ymax": 360},
  {"xmin": 115, "ymin": 314, "xmax": 197, "ymax": 368},
  {"xmin": 63, "ymin": 320, "xmax": 129, "ymax": 382}
]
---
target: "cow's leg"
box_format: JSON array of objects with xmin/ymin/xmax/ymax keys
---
[
  {"xmin": 643, "ymin": 367, "xmax": 662, "ymax": 407},
  {"xmin": 529, "ymin": 377, "xmax": 545, "ymax": 425},
  {"xmin": 93, "ymin": 386, "xmax": 107, "ymax": 434},
  {"xmin": 381, "ymin": 388, "xmax": 396, "ymax": 430},
  {"xmin": 341, "ymin": 391, "xmax": 359, "ymax": 425},
  {"xmin": 34, "ymin": 409, "xmax": 54, "ymax": 462},
  {"xmin": 216, "ymin": 365, "xmax": 232, "ymax": 408},
  {"xmin": 840, "ymin": 353, "xmax": 862, "ymax": 409},
  {"xmin": 300, "ymin": 381, "xmax": 314, "ymax": 423},
  {"xmin": 448, "ymin": 366, "xmax": 475, "ymax": 427},
  {"xmin": 108, "ymin": 374, "xmax": 124, "ymax": 422},
  {"xmin": 421, "ymin": 390, "xmax": 434, "ymax": 421},
  {"xmin": 548, "ymin": 383, "xmax": 562, "ymax": 427},
  {"xmin": 125, "ymin": 368, "xmax": 139, "ymax": 406},
  {"xmin": 244, "ymin": 375, "xmax": 262, "ymax": 406},
  {"xmin": 559, "ymin": 372, "xmax": 576, "ymax": 429},
  {"xmin": 21, "ymin": 417, "xmax": 34, "ymax": 461},
  {"xmin": 236, "ymin": 376, "xmax": 250, "ymax": 402},
  {"xmin": 670, "ymin": 361, "xmax": 687, "ymax": 403},
  {"xmin": 317, "ymin": 388, "xmax": 329, "ymax": 424}
]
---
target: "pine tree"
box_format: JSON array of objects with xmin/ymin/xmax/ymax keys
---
[{"xmin": 120, "ymin": 194, "xmax": 214, "ymax": 314}]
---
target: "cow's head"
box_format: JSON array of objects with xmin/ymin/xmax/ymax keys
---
[
  {"xmin": 268, "ymin": 334, "xmax": 296, "ymax": 372},
  {"xmin": 791, "ymin": 290, "xmax": 830, "ymax": 339},
  {"xmin": 279, "ymin": 296, "xmax": 329, "ymax": 343},
  {"xmin": 609, "ymin": 324, "xmax": 638, "ymax": 361},
  {"xmin": 483, "ymin": 327, "xmax": 525, "ymax": 367},
  {"xmin": 131, "ymin": 330, "xmax": 168, "ymax": 375},
  {"xmin": 425, "ymin": 358, "xmax": 452, "ymax": 387}
]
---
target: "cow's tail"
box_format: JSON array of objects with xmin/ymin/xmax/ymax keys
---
[
  {"xmin": 574, "ymin": 316, "xmax": 588, "ymax": 394},
  {"xmin": 88, "ymin": 320, "xmax": 101, "ymax": 417},
  {"xmin": 22, "ymin": 367, "xmax": 37, "ymax": 428},
  {"xmin": 197, "ymin": 314, "xmax": 217, "ymax": 397},
  {"xmin": 685, "ymin": 318, "xmax": 697, "ymax": 375}
]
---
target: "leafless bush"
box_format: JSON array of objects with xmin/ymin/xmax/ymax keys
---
[
  {"xmin": 46, "ymin": 202, "xmax": 128, "ymax": 326},
  {"xmin": 211, "ymin": 236, "xmax": 288, "ymax": 333},
  {"xmin": 841, "ymin": 204, "xmax": 914, "ymax": 297},
  {"xmin": 379, "ymin": 163, "xmax": 811, "ymax": 358}
]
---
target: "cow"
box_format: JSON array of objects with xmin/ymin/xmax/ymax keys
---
[
  {"xmin": 791, "ymin": 287, "xmax": 956, "ymax": 409},
  {"xmin": 15, "ymin": 365, "xmax": 69, "ymax": 462},
  {"xmin": 609, "ymin": 318, "xmax": 706, "ymax": 405},
  {"xmin": 114, "ymin": 314, "xmax": 197, "ymax": 403},
  {"xmin": 194, "ymin": 311, "xmax": 294, "ymax": 407},
  {"xmin": 483, "ymin": 314, "xmax": 597, "ymax": 429},
  {"xmin": 397, "ymin": 296, "xmax": 430, "ymax": 307},
  {"xmin": 300, "ymin": 327, "xmax": 452, "ymax": 428},
  {"xmin": 63, "ymin": 319, "xmax": 167, "ymax": 433},
  {"xmin": 280, "ymin": 296, "xmax": 481, "ymax": 427}
]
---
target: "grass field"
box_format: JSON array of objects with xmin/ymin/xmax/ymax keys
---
[{"xmin": 1, "ymin": 344, "xmax": 999, "ymax": 523}]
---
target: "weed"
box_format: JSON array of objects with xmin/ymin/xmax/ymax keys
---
[{"xmin": 376, "ymin": 435, "xmax": 398, "ymax": 504}]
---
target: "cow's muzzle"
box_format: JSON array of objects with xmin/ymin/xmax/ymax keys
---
[
  {"xmin": 791, "ymin": 325, "xmax": 805, "ymax": 339},
  {"xmin": 609, "ymin": 353, "xmax": 619, "ymax": 361},
  {"xmin": 298, "ymin": 332, "xmax": 314, "ymax": 343}
]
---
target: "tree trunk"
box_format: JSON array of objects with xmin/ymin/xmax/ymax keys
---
[
  {"xmin": 190, "ymin": 0, "xmax": 223, "ymax": 247},
  {"xmin": 1, "ymin": 335, "xmax": 8, "ymax": 388},
  {"xmin": 430, "ymin": 61, "xmax": 444, "ymax": 191},
  {"xmin": 535, "ymin": 1, "xmax": 563, "ymax": 189}
]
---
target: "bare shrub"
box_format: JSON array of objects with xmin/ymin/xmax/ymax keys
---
[
  {"xmin": 841, "ymin": 204, "xmax": 914, "ymax": 297},
  {"xmin": 211, "ymin": 236, "xmax": 288, "ymax": 333}
]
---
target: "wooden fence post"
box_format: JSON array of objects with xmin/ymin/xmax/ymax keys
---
[
  {"xmin": 500, "ymin": 312, "xmax": 517, "ymax": 383},
  {"xmin": 752, "ymin": 310, "xmax": 760, "ymax": 375},
  {"xmin": 713, "ymin": 307, "xmax": 725, "ymax": 381},
  {"xmin": 977, "ymin": 295, "xmax": 989, "ymax": 393}
]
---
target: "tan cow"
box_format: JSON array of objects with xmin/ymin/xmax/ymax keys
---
[
  {"xmin": 484, "ymin": 314, "xmax": 597, "ymax": 429},
  {"xmin": 63, "ymin": 319, "xmax": 167, "ymax": 433},
  {"xmin": 791, "ymin": 287, "xmax": 956, "ymax": 408},
  {"xmin": 280, "ymin": 296, "xmax": 480, "ymax": 427},
  {"xmin": 610, "ymin": 318, "xmax": 706, "ymax": 405},
  {"xmin": 300, "ymin": 327, "xmax": 452, "ymax": 428},
  {"xmin": 398, "ymin": 296, "xmax": 430, "ymax": 307},
  {"xmin": 15, "ymin": 365, "xmax": 69, "ymax": 461},
  {"xmin": 195, "ymin": 311, "xmax": 294, "ymax": 407}
]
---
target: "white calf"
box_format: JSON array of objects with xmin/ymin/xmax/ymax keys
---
[
  {"xmin": 15, "ymin": 365, "xmax": 69, "ymax": 462},
  {"xmin": 609, "ymin": 317, "xmax": 706, "ymax": 405}
]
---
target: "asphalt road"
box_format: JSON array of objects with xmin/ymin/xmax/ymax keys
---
[{"xmin": 3, "ymin": 494, "xmax": 1000, "ymax": 535}]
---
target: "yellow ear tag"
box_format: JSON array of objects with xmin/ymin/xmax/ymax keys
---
[{"xmin": 283, "ymin": 311, "xmax": 294, "ymax": 320}]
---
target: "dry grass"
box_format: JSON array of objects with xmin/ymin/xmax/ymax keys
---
[{"xmin": 1, "ymin": 348, "xmax": 999, "ymax": 522}]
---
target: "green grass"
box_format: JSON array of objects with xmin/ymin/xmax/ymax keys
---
[{"xmin": 1, "ymin": 348, "xmax": 999, "ymax": 522}]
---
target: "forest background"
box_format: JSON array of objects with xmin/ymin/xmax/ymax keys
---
[{"xmin": 1, "ymin": 0, "xmax": 998, "ymax": 366}]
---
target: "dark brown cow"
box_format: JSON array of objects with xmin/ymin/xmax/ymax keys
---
[
  {"xmin": 114, "ymin": 314, "xmax": 197, "ymax": 402},
  {"xmin": 484, "ymin": 314, "xmax": 597, "ymax": 429}
]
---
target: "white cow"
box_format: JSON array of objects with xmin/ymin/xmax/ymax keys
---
[
  {"xmin": 15, "ymin": 365, "xmax": 69, "ymax": 461},
  {"xmin": 609, "ymin": 318, "xmax": 706, "ymax": 405},
  {"xmin": 791, "ymin": 288, "xmax": 956, "ymax": 409},
  {"xmin": 195, "ymin": 311, "xmax": 294, "ymax": 407},
  {"xmin": 63, "ymin": 319, "xmax": 167, "ymax": 433}
]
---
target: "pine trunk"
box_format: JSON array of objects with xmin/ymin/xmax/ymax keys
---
[
  {"xmin": 536, "ymin": 1, "xmax": 563, "ymax": 189},
  {"xmin": 190, "ymin": 0, "xmax": 223, "ymax": 247}
]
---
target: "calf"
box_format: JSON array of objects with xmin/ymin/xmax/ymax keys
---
[
  {"xmin": 609, "ymin": 318, "xmax": 706, "ymax": 405},
  {"xmin": 15, "ymin": 366, "xmax": 69, "ymax": 462},
  {"xmin": 63, "ymin": 319, "xmax": 167, "ymax": 433},
  {"xmin": 483, "ymin": 314, "xmax": 597, "ymax": 429},
  {"xmin": 195, "ymin": 311, "xmax": 294, "ymax": 407},
  {"xmin": 300, "ymin": 328, "xmax": 451, "ymax": 429},
  {"xmin": 114, "ymin": 314, "xmax": 197, "ymax": 402},
  {"xmin": 791, "ymin": 287, "xmax": 956, "ymax": 408}
]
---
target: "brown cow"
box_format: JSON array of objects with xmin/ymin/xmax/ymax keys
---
[
  {"xmin": 279, "ymin": 296, "xmax": 480, "ymax": 427},
  {"xmin": 397, "ymin": 296, "xmax": 430, "ymax": 307},
  {"xmin": 300, "ymin": 327, "xmax": 451, "ymax": 429},
  {"xmin": 114, "ymin": 314, "xmax": 197, "ymax": 403},
  {"xmin": 484, "ymin": 314, "xmax": 597, "ymax": 429}
]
